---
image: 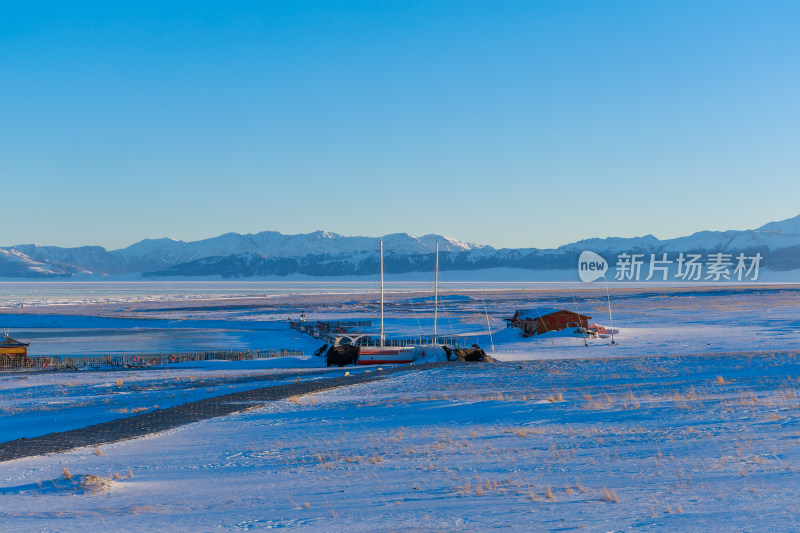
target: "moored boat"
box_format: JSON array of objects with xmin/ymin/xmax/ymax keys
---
[
  {"xmin": 321, "ymin": 239, "xmax": 488, "ymax": 366},
  {"xmin": 357, "ymin": 345, "xmax": 415, "ymax": 365},
  {"xmin": 322, "ymin": 334, "xmax": 415, "ymax": 366}
]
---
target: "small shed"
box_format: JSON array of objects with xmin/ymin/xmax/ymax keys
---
[
  {"xmin": 0, "ymin": 334, "xmax": 29, "ymax": 365},
  {"xmin": 504, "ymin": 308, "xmax": 591, "ymax": 336}
]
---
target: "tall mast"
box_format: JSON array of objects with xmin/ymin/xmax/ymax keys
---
[
  {"xmin": 433, "ymin": 240, "xmax": 439, "ymax": 343},
  {"xmin": 605, "ymin": 276, "xmax": 615, "ymax": 345},
  {"xmin": 380, "ymin": 239, "xmax": 385, "ymax": 347}
]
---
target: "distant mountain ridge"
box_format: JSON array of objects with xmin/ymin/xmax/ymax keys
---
[{"xmin": 3, "ymin": 214, "xmax": 800, "ymax": 279}]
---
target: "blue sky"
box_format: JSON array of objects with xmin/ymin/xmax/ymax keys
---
[{"xmin": 2, "ymin": 1, "xmax": 799, "ymax": 250}]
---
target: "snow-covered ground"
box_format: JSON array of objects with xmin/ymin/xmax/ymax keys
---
[
  {"xmin": 0, "ymin": 357, "xmax": 344, "ymax": 443},
  {"xmin": 1, "ymin": 283, "xmax": 800, "ymax": 530},
  {"xmin": 2, "ymin": 354, "xmax": 799, "ymax": 531}
]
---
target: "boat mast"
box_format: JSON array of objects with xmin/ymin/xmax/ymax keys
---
[
  {"xmin": 380, "ymin": 239, "xmax": 385, "ymax": 348},
  {"xmin": 433, "ymin": 240, "xmax": 439, "ymax": 344},
  {"xmin": 604, "ymin": 276, "xmax": 615, "ymax": 345}
]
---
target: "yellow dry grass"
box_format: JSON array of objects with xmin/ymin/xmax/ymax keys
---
[
  {"xmin": 80, "ymin": 474, "xmax": 113, "ymax": 493},
  {"xmin": 601, "ymin": 488, "xmax": 620, "ymax": 503},
  {"xmin": 547, "ymin": 392, "xmax": 564, "ymax": 403}
]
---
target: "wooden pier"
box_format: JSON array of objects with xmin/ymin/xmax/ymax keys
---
[{"xmin": 289, "ymin": 319, "xmax": 372, "ymax": 343}]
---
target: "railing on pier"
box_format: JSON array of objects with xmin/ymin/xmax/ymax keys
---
[
  {"xmin": 289, "ymin": 319, "xmax": 372, "ymax": 334},
  {"xmin": 349, "ymin": 336, "xmax": 481, "ymax": 348},
  {"xmin": 290, "ymin": 318, "xmax": 482, "ymax": 348},
  {"xmin": 0, "ymin": 348, "xmax": 304, "ymax": 372}
]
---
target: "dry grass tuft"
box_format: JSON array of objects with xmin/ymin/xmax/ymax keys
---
[
  {"xmin": 716, "ymin": 375, "xmax": 726, "ymax": 385},
  {"xmin": 545, "ymin": 485, "xmax": 555, "ymax": 500},
  {"xmin": 547, "ymin": 392, "xmax": 564, "ymax": 403},
  {"xmin": 601, "ymin": 488, "xmax": 620, "ymax": 503},
  {"xmin": 94, "ymin": 448, "xmax": 103, "ymax": 456},
  {"xmin": 63, "ymin": 467, "xmax": 72, "ymax": 480},
  {"xmin": 738, "ymin": 392, "xmax": 759, "ymax": 406},
  {"xmin": 80, "ymin": 475, "xmax": 113, "ymax": 493}
]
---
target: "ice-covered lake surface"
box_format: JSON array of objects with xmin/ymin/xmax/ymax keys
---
[
  {"xmin": 0, "ymin": 280, "xmax": 607, "ymax": 307},
  {"xmin": 1, "ymin": 282, "xmax": 800, "ymax": 531}
]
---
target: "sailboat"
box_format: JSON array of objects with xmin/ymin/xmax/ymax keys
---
[
  {"xmin": 405, "ymin": 241, "xmax": 490, "ymax": 362},
  {"xmin": 322, "ymin": 239, "xmax": 487, "ymax": 366},
  {"xmin": 354, "ymin": 240, "xmax": 415, "ymax": 364},
  {"xmin": 322, "ymin": 239, "xmax": 414, "ymax": 366}
]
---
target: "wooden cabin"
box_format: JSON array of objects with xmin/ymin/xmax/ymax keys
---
[
  {"xmin": 0, "ymin": 334, "xmax": 29, "ymax": 365},
  {"xmin": 504, "ymin": 308, "xmax": 591, "ymax": 336}
]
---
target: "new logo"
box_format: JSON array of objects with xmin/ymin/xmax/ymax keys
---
[{"xmin": 578, "ymin": 251, "xmax": 608, "ymax": 282}]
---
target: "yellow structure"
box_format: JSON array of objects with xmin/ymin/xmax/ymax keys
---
[{"xmin": 0, "ymin": 334, "xmax": 29, "ymax": 364}]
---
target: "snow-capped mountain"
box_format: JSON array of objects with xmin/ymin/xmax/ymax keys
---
[
  {"xmin": 561, "ymin": 228, "xmax": 800, "ymax": 255},
  {"xmin": 0, "ymin": 231, "xmax": 491, "ymax": 278},
  {"xmin": 0, "ymin": 248, "xmax": 80, "ymax": 278},
  {"xmin": 757, "ymin": 213, "xmax": 800, "ymax": 235},
  {"xmin": 2, "ymin": 215, "xmax": 800, "ymax": 279},
  {"xmin": 113, "ymin": 231, "xmax": 481, "ymax": 267}
]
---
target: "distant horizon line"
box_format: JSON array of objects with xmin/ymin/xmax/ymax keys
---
[{"xmin": 2, "ymin": 211, "xmax": 798, "ymax": 252}]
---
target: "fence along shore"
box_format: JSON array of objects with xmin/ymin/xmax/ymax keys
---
[{"xmin": 1, "ymin": 348, "xmax": 304, "ymax": 371}]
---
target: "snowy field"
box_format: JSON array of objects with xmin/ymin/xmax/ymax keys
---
[
  {"xmin": 2, "ymin": 354, "xmax": 799, "ymax": 531},
  {"xmin": 0, "ymin": 358, "xmax": 350, "ymax": 443},
  {"xmin": 1, "ymin": 283, "xmax": 800, "ymax": 530}
]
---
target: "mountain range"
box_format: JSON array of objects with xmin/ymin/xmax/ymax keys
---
[{"xmin": 3, "ymin": 215, "xmax": 800, "ymax": 279}]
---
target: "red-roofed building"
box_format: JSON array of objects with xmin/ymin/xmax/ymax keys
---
[
  {"xmin": 0, "ymin": 334, "xmax": 29, "ymax": 365},
  {"xmin": 504, "ymin": 308, "xmax": 591, "ymax": 336}
]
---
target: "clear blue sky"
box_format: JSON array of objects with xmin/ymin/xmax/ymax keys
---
[{"xmin": 2, "ymin": 1, "xmax": 799, "ymax": 250}]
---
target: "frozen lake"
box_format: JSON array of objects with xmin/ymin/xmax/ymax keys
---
[
  {"xmin": 0, "ymin": 280, "xmax": 617, "ymax": 308},
  {"xmin": 2, "ymin": 282, "xmax": 800, "ymax": 359}
]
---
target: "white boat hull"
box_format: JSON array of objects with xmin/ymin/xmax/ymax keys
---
[{"xmin": 357, "ymin": 346, "xmax": 415, "ymax": 365}]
